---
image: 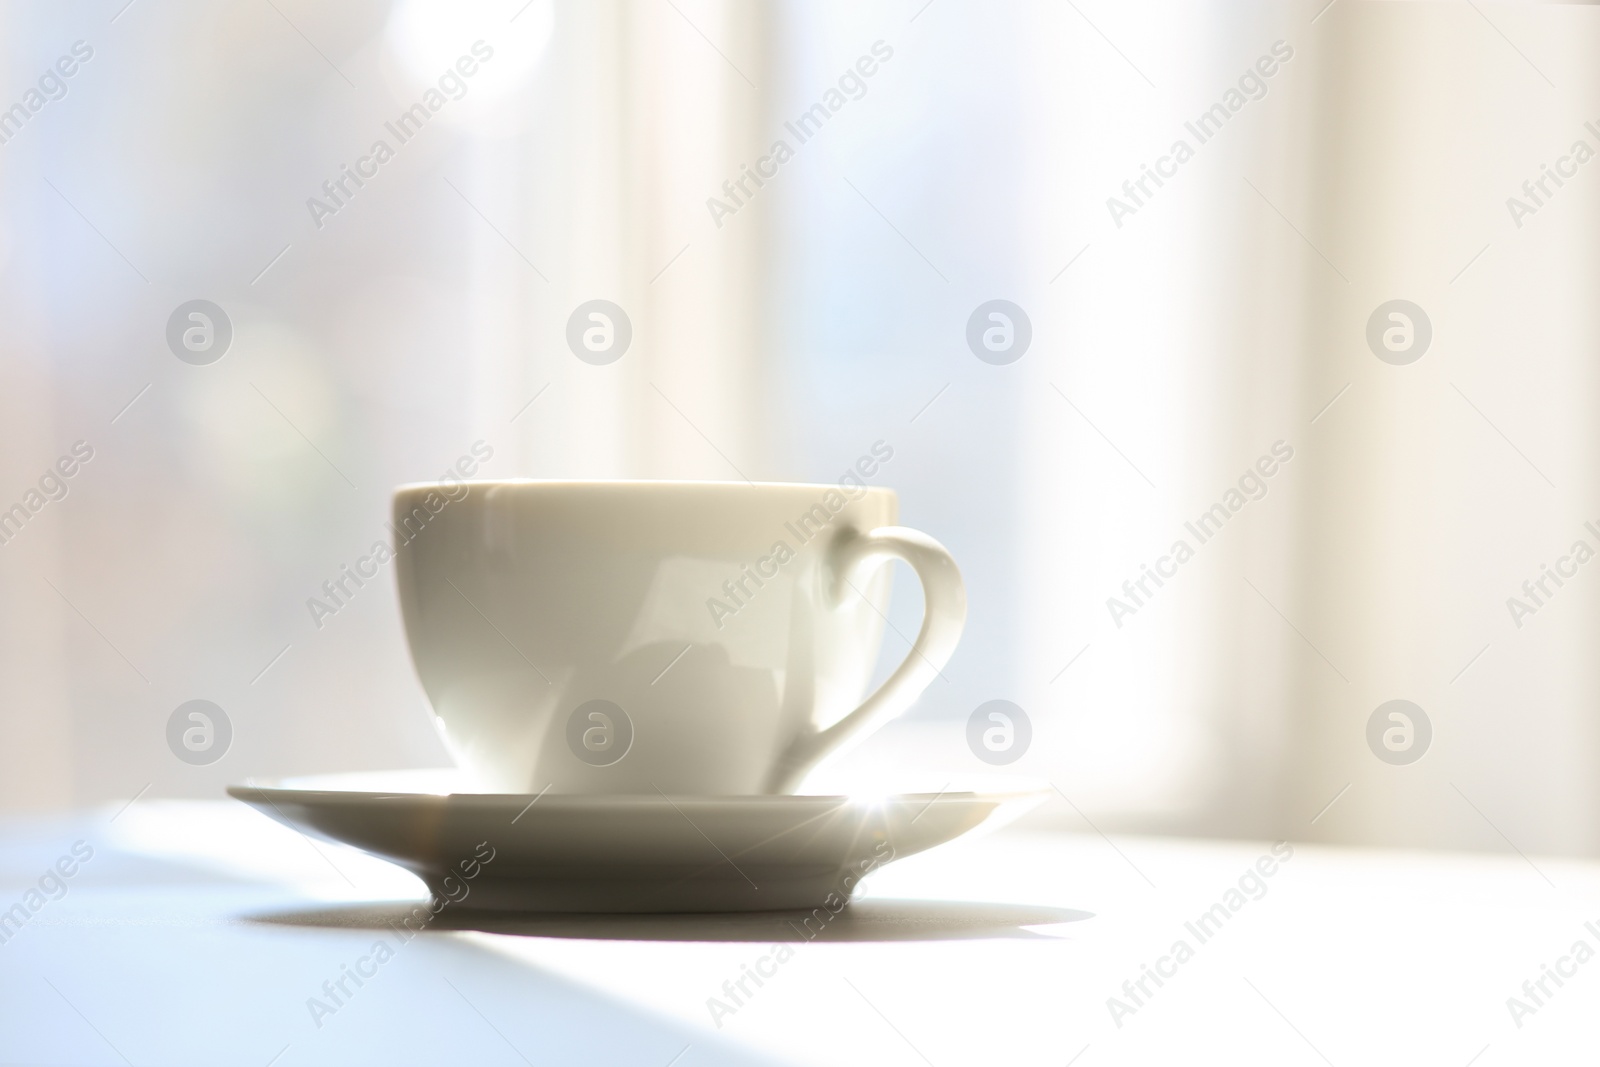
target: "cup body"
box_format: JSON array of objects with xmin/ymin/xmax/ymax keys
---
[{"xmin": 393, "ymin": 480, "xmax": 896, "ymax": 794}]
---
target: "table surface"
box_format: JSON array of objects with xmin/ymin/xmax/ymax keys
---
[{"xmin": 1, "ymin": 799, "xmax": 1596, "ymax": 1066}]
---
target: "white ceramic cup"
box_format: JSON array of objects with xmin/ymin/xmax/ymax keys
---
[{"xmin": 393, "ymin": 480, "xmax": 966, "ymax": 795}]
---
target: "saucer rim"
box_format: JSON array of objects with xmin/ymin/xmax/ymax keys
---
[{"xmin": 226, "ymin": 782, "xmax": 1050, "ymax": 807}]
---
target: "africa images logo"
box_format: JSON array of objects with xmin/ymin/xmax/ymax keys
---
[
  {"xmin": 166, "ymin": 700, "xmax": 232, "ymax": 766},
  {"xmin": 966, "ymin": 700, "xmax": 1031, "ymax": 765},
  {"xmin": 565, "ymin": 699, "xmax": 633, "ymax": 767},
  {"xmin": 166, "ymin": 300, "xmax": 232, "ymax": 365}
]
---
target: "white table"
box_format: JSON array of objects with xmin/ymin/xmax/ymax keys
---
[{"xmin": 1, "ymin": 800, "xmax": 1593, "ymax": 1065}]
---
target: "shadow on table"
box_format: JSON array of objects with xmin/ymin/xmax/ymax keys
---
[{"xmin": 248, "ymin": 898, "xmax": 1092, "ymax": 942}]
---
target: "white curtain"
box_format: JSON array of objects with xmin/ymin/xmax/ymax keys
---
[
  {"xmin": 1024, "ymin": 1, "xmax": 1600, "ymax": 856},
  {"xmin": 0, "ymin": 0, "xmax": 774, "ymax": 810},
  {"xmin": 6, "ymin": 0, "xmax": 1600, "ymax": 861}
]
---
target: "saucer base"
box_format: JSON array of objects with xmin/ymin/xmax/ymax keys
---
[{"xmin": 428, "ymin": 870, "xmax": 848, "ymax": 914}]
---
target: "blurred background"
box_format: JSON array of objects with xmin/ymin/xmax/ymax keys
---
[{"xmin": 2, "ymin": 0, "xmax": 1597, "ymax": 857}]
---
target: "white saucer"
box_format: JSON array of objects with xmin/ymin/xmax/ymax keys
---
[{"xmin": 228, "ymin": 772, "xmax": 1045, "ymax": 914}]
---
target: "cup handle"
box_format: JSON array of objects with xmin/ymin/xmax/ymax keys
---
[{"xmin": 766, "ymin": 525, "xmax": 967, "ymax": 793}]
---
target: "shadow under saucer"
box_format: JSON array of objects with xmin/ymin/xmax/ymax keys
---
[{"xmin": 246, "ymin": 897, "xmax": 1093, "ymax": 943}]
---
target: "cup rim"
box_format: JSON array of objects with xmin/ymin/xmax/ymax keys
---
[{"xmin": 392, "ymin": 478, "xmax": 899, "ymax": 497}]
